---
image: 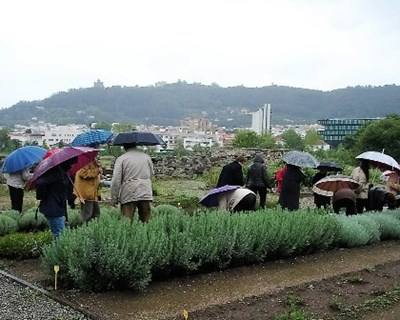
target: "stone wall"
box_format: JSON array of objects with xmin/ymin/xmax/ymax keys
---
[{"xmin": 152, "ymin": 149, "xmax": 286, "ymax": 179}]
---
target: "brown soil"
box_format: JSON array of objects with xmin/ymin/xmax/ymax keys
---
[{"xmin": 2, "ymin": 241, "xmax": 400, "ymax": 320}]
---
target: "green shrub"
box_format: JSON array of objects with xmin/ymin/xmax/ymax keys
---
[
  {"xmin": 335, "ymin": 216, "xmax": 371, "ymax": 247},
  {"xmin": 351, "ymin": 215, "xmax": 381, "ymax": 244},
  {"xmin": 365, "ymin": 213, "xmax": 400, "ymax": 240},
  {"xmin": 201, "ymin": 167, "xmax": 222, "ymax": 187},
  {"xmin": 0, "ymin": 231, "xmax": 52, "ymax": 259},
  {"xmin": 1, "ymin": 210, "xmax": 20, "ymax": 221},
  {"xmin": 67, "ymin": 210, "xmax": 83, "ymax": 228},
  {"xmin": 0, "ymin": 215, "xmax": 18, "ymax": 236},
  {"xmin": 18, "ymin": 208, "xmax": 48, "ymax": 232},
  {"xmin": 42, "ymin": 209, "xmax": 340, "ymax": 291},
  {"xmin": 153, "ymin": 204, "xmax": 183, "ymax": 216}
]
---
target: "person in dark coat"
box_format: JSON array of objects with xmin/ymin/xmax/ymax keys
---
[
  {"xmin": 279, "ymin": 164, "xmax": 303, "ymax": 211},
  {"xmin": 35, "ymin": 159, "xmax": 76, "ymax": 238},
  {"xmin": 367, "ymin": 186, "xmax": 396, "ymax": 211},
  {"xmin": 216, "ymin": 156, "xmax": 245, "ymax": 187},
  {"xmin": 332, "ymin": 188, "xmax": 356, "ymax": 215},
  {"xmin": 312, "ymin": 168, "xmax": 331, "ymax": 209},
  {"xmin": 246, "ymin": 154, "xmax": 269, "ymax": 208}
]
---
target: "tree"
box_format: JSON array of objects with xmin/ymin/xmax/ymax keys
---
[
  {"xmin": 353, "ymin": 115, "xmax": 400, "ymax": 159},
  {"xmin": 304, "ymin": 129, "xmax": 321, "ymax": 146},
  {"xmin": 93, "ymin": 121, "xmax": 112, "ymax": 131},
  {"xmin": 0, "ymin": 128, "xmax": 20, "ymax": 153},
  {"xmin": 233, "ymin": 130, "xmax": 260, "ymax": 148},
  {"xmin": 281, "ymin": 129, "xmax": 304, "ymax": 150},
  {"xmin": 233, "ymin": 130, "xmax": 275, "ymax": 149},
  {"xmin": 112, "ymin": 123, "xmax": 136, "ymax": 133}
]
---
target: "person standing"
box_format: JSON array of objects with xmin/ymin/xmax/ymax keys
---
[
  {"xmin": 351, "ymin": 160, "xmax": 370, "ymax": 213},
  {"xmin": 246, "ymin": 154, "xmax": 269, "ymax": 208},
  {"xmin": 5, "ymin": 168, "xmax": 32, "ymax": 213},
  {"xmin": 332, "ymin": 188, "xmax": 356, "ymax": 215},
  {"xmin": 279, "ymin": 164, "xmax": 303, "ymax": 211},
  {"xmin": 216, "ymin": 155, "xmax": 245, "ymax": 187},
  {"xmin": 111, "ymin": 143, "xmax": 154, "ymax": 223},
  {"xmin": 35, "ymin": 159, "xmax": 76, "ymax": 238},
  {"xmin": 312, "ymin": 168, "xmax": 331, "ymax": 209},
  {"xmin": 74, "ymin": 160, "xmax": 102, "ymax": 222}
]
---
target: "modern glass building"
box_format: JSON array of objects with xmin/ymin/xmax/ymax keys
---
[{"xmin": 318, "ymin": 118, "xmax": 380, "ymax": 147}]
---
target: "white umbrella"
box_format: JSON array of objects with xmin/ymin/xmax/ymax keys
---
[{"xmin": 356, "ymin": 151, "xmax": 400, "ymax": 172}]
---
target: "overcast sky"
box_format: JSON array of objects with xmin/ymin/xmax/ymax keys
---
[{"xmin": 1, "ymin": 0, "xmax": 400, "ymax": 108}]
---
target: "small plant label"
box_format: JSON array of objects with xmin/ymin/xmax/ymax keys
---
[{"xmin": 54, "ymin": 265, "xmax": 60, "ymax": 290}]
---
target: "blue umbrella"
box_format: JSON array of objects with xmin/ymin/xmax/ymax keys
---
[
  {"xmin": 71, "ymin": 130, "xmax": 113, "ymax": 147},
  {"xmin": 1, "ymin": 146, "xmax": 47, "ymax": 174},
  {"xmin": 199, "ymin": 185, "xmax": 241, "ymax": 207},
  {"xmin": 112, "ymin": 132, "xmax": 165, "ymax": 146}
]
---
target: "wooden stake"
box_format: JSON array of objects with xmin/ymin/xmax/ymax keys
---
[{"xmin": 54, "ymin": 265, "xmax": 60, "ymax": 290}]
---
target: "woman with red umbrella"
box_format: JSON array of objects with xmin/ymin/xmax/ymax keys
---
[
  {"xmin": 35, "ymin": 158, "xmax": 77, "ymax": 238},
  {"xmin": 29, "ymin": 146, "xmax": 98, "ymax": 237}
]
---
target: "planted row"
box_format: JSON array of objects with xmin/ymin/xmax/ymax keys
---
[{"xmin": 42, "ymin": 207, "xmax": 339, "ymax": 291}]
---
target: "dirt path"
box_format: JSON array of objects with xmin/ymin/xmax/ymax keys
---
[
  {"xmin": 3, "ymin": 241, "xmax": 400, "ymax": 320},
  {"xmin": 58, "ymin": 241, "xmax": 400, "ymax": 319}
]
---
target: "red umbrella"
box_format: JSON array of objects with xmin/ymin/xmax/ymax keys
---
[{"xmin": 28, "ymin": 146, "xmax": 98, "ymax": 188}]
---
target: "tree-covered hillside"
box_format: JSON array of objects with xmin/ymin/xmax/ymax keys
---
[{"xmin": 1, "ymin": 82, "xmax": 399, "ymax": 127}]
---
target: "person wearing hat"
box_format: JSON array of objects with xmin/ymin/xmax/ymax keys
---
[{"xmin": 216, "ymin": 155, "xmax": 245, "ymax": 187}]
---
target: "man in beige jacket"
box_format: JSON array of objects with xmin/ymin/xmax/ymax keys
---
[{"xmin": 111, "ymin": 143, "xmax": 154, "ymax": 222}]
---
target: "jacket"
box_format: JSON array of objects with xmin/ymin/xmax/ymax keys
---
[
  {"xmin": 216, "ymin": 161, "xmax": 244, "ymax": 187},
  {"xmin": 279, "ymin": 165, "xmax": 303, "ymax": 211},
  {"xmin": 246, "ymin": 154, "xmax": 269, "ymax": 188},
  {"xmin": 36, "ymin": 168, "xmax": 69, "ymax": 218},
  {"xmin": 386, "ymin": 172, "xmax": 400, "ymax": 196},
  {"xmin": 111, "ymin": 148, "xmax": 154, "ymax": 204},
  {"xmin": 275, "ymin": 166, "xmax": 287, "ymax": 193},
  {"xmin": 5, "ymin": 168, "xmax": 32, "ymax": 189},
  {"xmin": 351, "ymin": 167, "xmax": 369, "ymax": 199},
  {"xmin": 74, "ymin": 161, "xmax": 102, "ymax": 201}
]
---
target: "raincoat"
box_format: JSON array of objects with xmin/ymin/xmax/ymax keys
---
[{"xmin": 279, "ymin": 165, "xmax": 303, "ymax": 211}]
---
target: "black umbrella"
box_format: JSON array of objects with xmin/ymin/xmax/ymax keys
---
[
  {"xmin": 317, "ymin": 161, "xmax": 342, "ymax": 172},
  {"xmin": 112, "ymin": 132, "xmax": 165, "ymax": 146}
]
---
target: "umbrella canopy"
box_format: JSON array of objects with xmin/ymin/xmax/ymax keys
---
[
  {"xmin": 28, "ymin": 146, "xmax": 98, "ymax": 187},
  {"xmin": 283, "ymin": 151, "xmax": 319, "ymax": 168},
  {"xmin": 1, "ymin": 146, "xmax": 47, "ymax": 174},
  {"xmin": 112, "ymin": 132, "xmax": 165, "ymax": 146},
  {"xmin": 312, "ymin": 175, "xmax": 360, "ymax": 197},
  {"xmin": 71, "ymin": 130, "xmax": 113, "ymax": 147},
  {"xmin": 317, "ymin": 161, "xmax": 342, "ymax": 172},
  {"xmin": 356, "ymin": 151, "xmax": 400, "ymax": 172},
  {"xmin": 199, "ymin": 185, "xmax": 241, "ymax": 207}
]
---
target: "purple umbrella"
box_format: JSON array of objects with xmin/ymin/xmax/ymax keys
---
[
  {"xmin": 28, "ymin": 146, "xmax": 98, "ymax": 188},
  {"xmin": 199, "ymin": 185, "xmax": 241, "ymax": 207}
]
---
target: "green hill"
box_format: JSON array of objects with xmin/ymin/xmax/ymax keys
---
[{"xmin": 1, "ymin": 82, "xmax": 399, "ymax": 127}]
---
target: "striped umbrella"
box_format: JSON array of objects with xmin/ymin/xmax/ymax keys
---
[{"xmin": 312, "ymin": 175, "xmax": 360, "ymax": 197}]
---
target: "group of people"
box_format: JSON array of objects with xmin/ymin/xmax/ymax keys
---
[
  {"xmin": 4, "ymin": 143, "xmax": 154, "ymax": 237},
  {"xmin": 4, "ymin": 145, "xmax": 400, "ymax": 237},
  {"xmin": 313, "ymin": 160, "xmax": 400, "ymax": 215},
  {"xmin": 216, "ymin": 155, "xmax": 400, "ymax": 214}
]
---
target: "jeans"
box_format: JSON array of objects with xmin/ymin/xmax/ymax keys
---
[{"xmin": 47, "ymin": 216, "xmax": 65, "ymax": 238}]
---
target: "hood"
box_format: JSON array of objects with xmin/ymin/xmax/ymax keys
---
[{"xmin": 254, "ymin": 154, "xmax": 264, "ymax": 163}]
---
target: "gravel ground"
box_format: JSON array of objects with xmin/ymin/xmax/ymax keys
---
[{"xmin": 0, "ymin": 273, "xmax": 88, "ymax": 320}]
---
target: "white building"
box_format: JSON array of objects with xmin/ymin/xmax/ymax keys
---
[
  {"xmin": 183, "ymin": 136, "xmax": 214, "ymax": 150},
  {"xmin": 251, "ymin": 104, "xmax": 271, "ymax": 135},
  {"xmin": 9, "ymin": 124, "xmax": 87, "ymax": 146}
]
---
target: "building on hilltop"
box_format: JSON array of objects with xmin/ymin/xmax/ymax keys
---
[
  {"xmin": 93, "ymin": 79, "xmax": 104, "ymax": 88},
  {"xmin": 251, "ymin": 104, "xmax": 271, "ymax": 135},
  {"xmin": 318, "ymin": 118, "xmax": 381, "ymax": 147}
]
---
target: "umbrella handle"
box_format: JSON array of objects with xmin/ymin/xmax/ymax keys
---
[{"xmin": 66, "ymin": 175, "xmax": 85, "ymax": 204}]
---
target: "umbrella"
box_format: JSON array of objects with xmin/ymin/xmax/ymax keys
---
[
  {"xmin": 112, "ymin": 132, "xmax": 165, "ymax": 146},
  {"xmin": 28, "ymin": 146, "xmax": 98, "ymax": 187},
  {"xmin": 356, "ymin": 151, "xmax": 400, "ymax": 172},
  {"xmin": 199, "ymin": 185, "xmax": 241, "ymax": 207},
  {"xmin": 282, "ymin": 151, "xmax": 319, "ymax": 168},
  {"xmin": 1, "ymin": 146, "xmax": 47, "ymax": 174},
  {"xmin": 312, "ymin": 175, "xmax": 360, "ymax": 197},
  {"xmin": 317, "ymin": 161, "xmax": 342, "ymax": 172},
  {"xmin": 71, "ymin": 130, "xmax": 113, "ymax": 147}
]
